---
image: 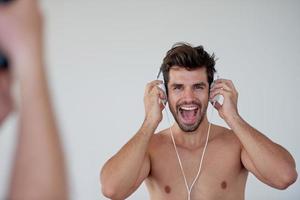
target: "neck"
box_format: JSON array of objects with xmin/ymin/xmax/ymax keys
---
[{"xmin": 172, "ymin": 116, "xmax": 210, "ymax": 150}]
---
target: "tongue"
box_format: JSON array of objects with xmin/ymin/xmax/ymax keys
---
[{"xmin": 181, "ymin": 110, "xmax": 196, "ymax": 124}]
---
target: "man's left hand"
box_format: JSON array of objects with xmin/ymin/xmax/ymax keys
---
[{"xmin": 209, "ymin": 79, "xmax": 240, "ymax": 122}]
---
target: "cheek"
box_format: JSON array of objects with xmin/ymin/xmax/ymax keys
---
[
  {"xmin": 167, "ymin": 94, "xmax": 179, "ymax": 110},
  {"xmin": 167, "ymin": 96, "xmax": 176, "ymax": 108},
  {"xmin": 196, "ymin": 90, "xmax": 209, "ymax": 100},
  {"xmin": 197, "ymin": 92, "xmax": 210, "ymax": 109}
]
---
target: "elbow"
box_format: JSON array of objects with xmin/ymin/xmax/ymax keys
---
[
  {"xmin": 100, "ymin": 173, "xmax": 115, "ymax": 199},
  {"xmin": 100, "ymin": 164, "xmax": 136, "ymax": 199},
  {"xmin": 101, "ymin": 184, "xmax": 119, "ymax": 199},
  {"xmin": 275, "ymin": 168, "xmax": 298, "ymax": 190},
  {"xmin": 100, "ymin": 174, "xmax": 124, "ymax": 200},
  {"xmin": 100, "ymin": 177, "xmax": 119, "ymax": 199},
  {"xmin": 101, "ymin": 179, "xmax": 134, "ymax": 200},
  {"xmin": 101, "ymin": 183, "xmax": 129, "ymax": 200}
]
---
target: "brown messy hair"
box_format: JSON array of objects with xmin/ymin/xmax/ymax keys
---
[{"xmin": 160, "ymin": 42, "xmax": 216, "ymax": 93}]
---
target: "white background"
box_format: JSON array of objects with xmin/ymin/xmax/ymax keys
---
[{"xmin": 0, "ymin": 0, "xmax": 299, "ymax": 199}]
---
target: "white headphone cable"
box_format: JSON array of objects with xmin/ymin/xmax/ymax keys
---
[{"xmin": 162, "ymin": 100, "xmax": 216, "ymax": 200}]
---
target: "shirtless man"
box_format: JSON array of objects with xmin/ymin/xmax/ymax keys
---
[{"xmin": 100, "ymin": 43, "xmax": 297, "ymax": 200}]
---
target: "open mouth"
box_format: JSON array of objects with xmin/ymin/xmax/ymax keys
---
[{"xmin": 178, "ymin": 104, "xmax": 200, "ymax": 125}]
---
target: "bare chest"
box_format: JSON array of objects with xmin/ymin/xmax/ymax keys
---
[{"xmin": 146, "ymin": 139, "xmax": 247, "ymax": 200}]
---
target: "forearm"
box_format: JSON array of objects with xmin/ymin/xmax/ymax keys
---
[
  {"xmin": 8, "ymin": 57, "xmax": 68, "ymax": 199},
  {"xmin": 227, "ymin": 114, "xmax": 297, "ymax": 183},
  {"xmin": 101, "ymin": 119, "xmax": 156, "ymax": 197}
]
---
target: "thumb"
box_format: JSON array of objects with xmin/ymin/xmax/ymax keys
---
[{"xmin": 211, "ymin": 100, "xmax": 222, "ymax": 110}]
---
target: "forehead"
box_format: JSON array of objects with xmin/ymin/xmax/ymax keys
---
[{"xmin": 168, "ymin": 66, "xmax": 208, "ymax": 84}]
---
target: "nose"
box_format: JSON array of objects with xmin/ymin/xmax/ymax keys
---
[{"xmin": 182, "ymin": 87, "xmax": 195, "ymax": 102}]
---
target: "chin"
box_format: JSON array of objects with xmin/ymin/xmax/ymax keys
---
[
  {"xmin": 169, "ymin": 103, "xmax": 206, "ymax": 133},
  {"xmin": 177, "ymin": 117, "xmax": 203, "ymax": 133}
]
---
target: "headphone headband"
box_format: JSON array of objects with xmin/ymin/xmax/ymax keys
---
[{"xmin": 156, "ymin": 67, "xmax": 163, "ymax": 80}]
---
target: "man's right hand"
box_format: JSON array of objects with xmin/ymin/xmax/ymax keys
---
[{"xmin": 144, "ymin": 80, "xmax": 166, "ymax": 127}]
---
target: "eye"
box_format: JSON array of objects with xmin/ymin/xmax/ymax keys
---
[
  {"xmin": 194, "ymin": 84, "xmax": 205, "ymax": 90},
  {"xmin": 173, "ymin": 85, "xmax": 182, "ymax": 91}
]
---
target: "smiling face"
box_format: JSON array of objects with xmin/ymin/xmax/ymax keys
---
[{"xmin": 167, "ymin": 66, "xmax": 209, "ymax": 133}]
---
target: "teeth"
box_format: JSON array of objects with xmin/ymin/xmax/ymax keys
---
[{"xmin": 180, "ymin": 106, "xmax": 198, "ymax": 111}]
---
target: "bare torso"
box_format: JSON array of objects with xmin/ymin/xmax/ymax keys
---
[{"xmin": 145, "ymin": 124, "xmax": 248, "ymax": 200}]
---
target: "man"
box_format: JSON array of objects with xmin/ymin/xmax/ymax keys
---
[
  {"xmin": 100, "ymin": 43, "xmax": 297, "ymax": 200},
  {"xmin": 0, "ymin": 0, "xmax": 68, "ymax": 199}
]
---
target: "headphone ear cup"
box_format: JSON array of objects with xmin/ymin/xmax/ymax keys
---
[
  {"xmin": 162, "ymin": 84, "xmax": 167, "ymax": 96},
  {"xmin": 210, "ymin": 73, "xmax": 222, "ymax": 105},
  {"xmin": 158, "ymin": 83, "xmax": 167, "ymax": 105}
]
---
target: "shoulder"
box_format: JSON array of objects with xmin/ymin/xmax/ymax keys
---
[
  {"xmin": 147, "ymin": 129, "xmax": 171, "ymax": 153},
  {"xmin": 211, "ymin": 124, "xmax": 242, "ymax": 149},
  {"xmin": 150, "ymin": 128, "xmax": 170, "ymax": 145}
]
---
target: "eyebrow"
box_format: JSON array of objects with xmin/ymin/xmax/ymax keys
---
[
  {"xmin": 170, "ymin": 83, "xmax": 183, "ymax": 88},
  {"xmin": 170, "ymin": 82, "xmax": 208, "ymax": 87},
  {"xmin": 193, "ymin": 82, "xmax": 207, "ymax": 87}
]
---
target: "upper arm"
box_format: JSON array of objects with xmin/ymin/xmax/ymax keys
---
[
  {"xmin": 124, "ymin": 153, "xmax": 151, "ymax": 198},
  {"xmin": 241, "ymin": 148, "xmax": 277, "ymax": 187}
]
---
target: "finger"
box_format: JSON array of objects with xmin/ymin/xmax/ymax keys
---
[
  {"xmin": 210, "ymin": 82, "xmax": 232, "ymax": 92},
  {"xmin": 147, "ymin": 85, "xmax": 163, "ymax": 99},
  {"xmin": 213, "ymin": 79, "xmax": 238, "ymax": 96},
  {"xmin": 210, "ymin": 87, "xmax": 229, "ymax": 99},
  {"xmin": 215, "ymin": 79, "xmax": 237, "ymax": 92},
  {"xmin": 209, "ymin": 88, "xmax": 231, "ymax": 100},
  {"xmin": 226, "ymin": 79, "xmax": 238, "ymax": 93},
  {"xmin": 214, "ymin": 78, "xmax": 229, "ymax": 84},
  {"xmin": 156, "ymin": 86, "xmax": 167, "ymax": 100},
  {"xmin": 149, "ymin": 86, "xmax": 167, "ymax": 108},
  {"xmin": 145, "ymin": 80, "xmax": 163, "ymax": 94},
  {"xmin": 214, "ymin": 79, "xmax": 232, "ymax": 88},
  {"xmin": 211, "ymin": 100, "xmax": 222, "ymax": 110},
  {"xmin": 153, "ymin": 86, "xmax": 166, "ymax": 102}
]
